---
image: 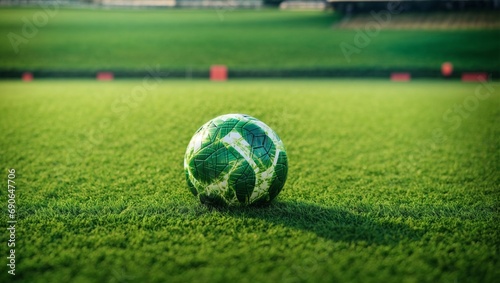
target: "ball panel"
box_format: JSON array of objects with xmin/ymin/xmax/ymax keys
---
[
  {"xmin": 212, "ymin": 117, "xmax": 242, "ymax": 140},
  {"xmin": 250, "ymin": 193, "xmax": 271, "ymax": 206},
  {"xmin": 184, "ymin": 114, "xmax": 288, "ymax": 206},
  {"xmin": 268, "ymin": 152, "xmax": 288, "ymax": 201},
  {"xmin": 189, "ymin": 140, "xmax": 230, "ymax": 183},
  {"xmin": 232, "ymin": 162, "xmax": 257, "ymax": 203},
  {"xmin": 240, "ymin": 122, "xmax": 276, "ymax": 169},
  {"xmin": 186, "ymin": 171, "xmax": 198, "ymax": 196}
]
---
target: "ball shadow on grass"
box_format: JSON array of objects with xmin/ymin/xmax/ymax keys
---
[{"xmin": 212, "ymin": 201, "xmax": 422, "ymax": 245}]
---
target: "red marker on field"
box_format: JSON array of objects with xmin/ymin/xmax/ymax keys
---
[
  {"xmin": 22, "ymin": 72, "xmax": 33, "ymax": 82},
  {"xmin": 441, "ymin": 62, "xmax": 453, "ymax": 77},
  {"xmin": 390, "ymin": 72, "xmax": 411, "ymax": 82},
  {"xmin": 97, "ymin": 72, "xmax": 114, "ymax": 81},
  {"xmin": 462, "ymin": 73, "xmax": 488, "ymax": 82},
  {"xmin": 210, "ymin": 65, "xmax": 227, "ymax": 81}
]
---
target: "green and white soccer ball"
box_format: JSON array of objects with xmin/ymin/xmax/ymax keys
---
[{"xmin": 184, "ymin": 114, "xmax": 288, "ymax": 206}]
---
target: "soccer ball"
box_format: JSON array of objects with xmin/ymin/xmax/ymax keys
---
[{"xmin": 184, "ymin": 114, "xmax": 288, "ymax": 206}]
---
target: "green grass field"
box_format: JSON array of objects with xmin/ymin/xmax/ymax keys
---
[
  {"xmin": 0, "ymin": 8, "xmax": 499, "ymax": 71},
  {"xmin": 0, "ymin": 79, "xmax": 498, "ymax": 282}
]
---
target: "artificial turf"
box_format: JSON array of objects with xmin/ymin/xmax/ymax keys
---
[
  {"xmin": 0, "ymin": 8, "xmax": 499, "ymax": 71},
  {"xmin": 0, "ymin": 79, "xmax": 498, "ymax": 283}
]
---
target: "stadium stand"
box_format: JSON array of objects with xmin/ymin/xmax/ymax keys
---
[
  {"xmin": 0, "ymin": 0, "xmax": 263, "ymax": 7},
  {"xmin": 1, "ymin": 0, "xmax": 500, "ymax": 9},
  {"xmin": 327, "ymin": 0, "xmax": 500, "ymax": 14},
  {"xmin": 176, "ymin": 0, "xmax": 261, "ymax": 8},
  {"xmin": 96, "ymin": 0, "xmax": 176, "ymax": 7},
  {"xmin": 333, "ymin": 10, "xmax": 500, "ymax": 29},
  {"xmin": 279, "ymin": 0, "xmax": 326, "ymax": 10}
]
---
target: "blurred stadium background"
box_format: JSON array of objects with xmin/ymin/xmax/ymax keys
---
[
  {"xmin": 1, "ymin": 0, "xmax": 499, "ymax": 9},
  {"xmin": 0, "ymin": 0, "xmax": 499, "ymax": 79}
]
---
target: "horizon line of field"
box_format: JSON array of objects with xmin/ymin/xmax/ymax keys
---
[{"xmin": 0, "ymin": 67, "xmax": 497, "ymax": 81}]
